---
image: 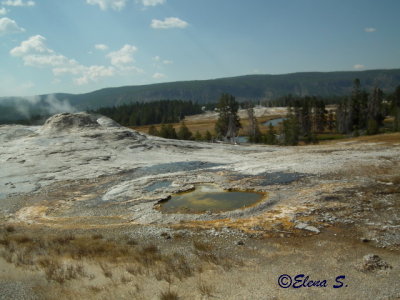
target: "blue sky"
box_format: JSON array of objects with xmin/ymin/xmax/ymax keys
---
[{"xmin": 0, "ymin": 0, "xmax": 399, "ymax": 97}]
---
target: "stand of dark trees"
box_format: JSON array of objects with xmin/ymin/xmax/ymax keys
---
[
  {"xmin": 279, "ymin": 80, "xmax": 400, "ymax": 145},
  {"xmin": 148, "ymin": 123, "xmax": 213, "ymax": 142},
  {"xmin": 335, "ymin": 80, "xmax": 399, "ymax": 135},
  {"xmin": 91, "ymin": 100, "xmax": 203, "ymax": 126}
]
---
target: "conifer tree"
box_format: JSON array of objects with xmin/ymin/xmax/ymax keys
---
[
  {"xmin": 177, "ymin": 122, "xmax": 193, "ymax": 140},
  {"xmin": 148, "ymin": 125, "xmax": 159, "ymax": 136},
  {"xmin": 159, "ymin": 124, "xmax": 168, "ymax": 138},
  {"xmin": 264, "ymin": 123, "xmax": 277, "ymax": 144},
  {"xmin": 246, "ymin": 104, "xmax": 262, "ymax": 143},
  {"xmin": 367, "ymin": 87, "xmax": 384, "ymax": 135},
  {"xmin": 392, "ymin": 86, "xmax": 400, "ymax": 131},
  {"xmin": 194, "ymin": 131, "xmax": 202, "ymax": 141},
  {"xmin": 166, "ymin": 124, "xmax": 177, "ymax": 139},
  {"xmin": 215, "ymin": 93, "xmax": 241, "ymax": 141},
  {"xmin": 204, "ymin": 130, "xmax": 212, "ymax": 142},
  {"xmin": 282, "ymin": 107, "xmax": 299, "ymax": 145},
  {"xmin": 315, "ymin": 100, "xmax": 327, "ymax": 132},
  {"xmin": 327, "ymin": 110, "xmax": 335, "ymax": 132}
]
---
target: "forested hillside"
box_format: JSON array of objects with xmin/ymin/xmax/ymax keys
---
[{"xmin": 1, "ymin": 69, "xmax": 400, "ymax": 123}]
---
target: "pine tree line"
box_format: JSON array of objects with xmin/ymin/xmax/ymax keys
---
[
  {"xmin": 335, "ymin": 79, "xmax": 397, "ymax": 135},
  {"xmin": 92, "ymin": 100, "xmax": 202, "ymax": 126},
  {"xmin": 281, "ymin": 81, "xmax": 400, "ymax": 145},
  {"xmin": 148, "ymin": 123, "xmax": 213, "ymax": 142}
]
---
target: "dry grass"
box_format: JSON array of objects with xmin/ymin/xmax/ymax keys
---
[
  {"xmin": 0, "ymin": 228, "xmax": 201, "ymax": 286},
  {"xmin": 126, "ymin": 264, "xmax": 143, "ymax": 276},
  {"xmin": 130, "ymin": 114, "xmax": 279, "ymax": 137},
  {"xmin": 100, "ymin": 263, "xmax": 113, "ymax": 278},
  {"xmin": 197, "ymin": 280, "xmax": 215, "ymax": 298},
  {"xmin": 322, "ymin": 132, "xmax": 400, "ymax": 145},
  {"xmin": 331, "ymin": 161, "xmax": 400, "ymax": 181},
  {"xmin": 38, "ymin": 258, "xmax": 86, "ymax": 284},
  {"xmin": 192, "ymin": 239, "xmax": 236, "ymax": 270}
]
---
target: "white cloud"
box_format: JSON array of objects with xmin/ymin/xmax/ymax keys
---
[
  {"xmin": 0, "ymin": 17, "xmax": 25, "ymax": 35},
  {"xmin": 163, "ymin": 59, "xmax": 172, "ymax": 64},
  {"xmin": 353, "ymin": 64, "xmax": 365, "ymax": 70},
  {"xmin": 0, "ymin": 7, "xmax": 8, "ymax": 14},
  {"xmin": 74, "ymin": 65, "xmax": 115, "ymax": 85},
  {"xmin": 10, "ymin": 35, "xmax": 122, "ymax": 86},
  {"xmin": 106, "ymin": 44, "xmax": 137, "ymax": 68},
  {"xmin": 151, "ymin": 17, "xmax": 188, "ymax": 29},
  {"xmin": 141, "ymin": 0, "xmax": 165, "ymax": 6},
  {"xmin": 10, "ymin": 35, "xmax": 51, "ymax": 56},
  {"xmin": 95, "ymin": 43, "xmax": 109, "ymax": 51},
  {"xmin": 364, "ymin": 27, "xmax": 376, "ymax": 33},
  {"xmin": 86, "ymin": 0, "xmax": 127, "ymax": 11},
  {"xmin": 153, "ymin": 55, "xmax": 160, "ymax": 61},
  {"xmin": 23, "ymin": 54, "xmax": 77, "ymax": 68},
  {"xmin": 1, "ymin": 0, "xmax": 35, "ymax": 7},
  {"xmin": 10, "ymin": 36, "xmax": 76, "ymax": 68},
  {"xmin": 152, "ymin": 72, "xmax": 165, "ymax": 79}
]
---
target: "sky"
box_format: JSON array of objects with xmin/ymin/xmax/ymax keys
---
[{"xmin": 0, "ymin": 0, "xmax": 399, "ymax": 97}]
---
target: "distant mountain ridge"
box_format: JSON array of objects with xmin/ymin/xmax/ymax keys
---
[{"xmin": 1, "ymin": 69, "xmax": 400, "ymax": 122}]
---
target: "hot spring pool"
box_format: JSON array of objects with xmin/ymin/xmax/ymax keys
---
[{"xmin": 158, "ymin": 184, "xmax": 266, "ymax": 213}]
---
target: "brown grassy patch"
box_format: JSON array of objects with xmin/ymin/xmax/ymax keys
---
[
  {"xmin": 130, "ymin": 114, "xmax": 281, "ymax": 137},
  {"xmin": 38, "ymin": 258, "xmax": 86, "ymax": 284},
  {"xmin": 0, "ymin": 229, "xmax": 203, "ymax": 285}
]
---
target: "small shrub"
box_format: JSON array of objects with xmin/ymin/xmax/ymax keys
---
[
  {"xmin": 159, "ymin": 290, "xmax": 179, "ymax": 300},
  {"xmin": 198, "ymin": 280, "xmax": 214, "ymax": 298},
  {"xmin": 88, "ymin": 286, "xmax": 102, "ymax": 293},
  {"xmin": 13, "ymin": 235, "xmax": 33, "ymax": 244},
  {"xmin": 126, "ymin": 264, "xmax": 143, "ymax": 276},
  {"xmin": 39, "ymin": 259, "xmax": 86, "ymax": 284},
  {"xmin": 100, "ymin": 263, "xmax": 113, "ymax": 279},
  {"xmin": 121, "ymin": 275, "xmax": 132, "ymax": 284},
  {"xmin": 5, "ymin": 225, "xmax": 15, "ymax": 233},
  {"xmin": 53, "ymin": 235, "xmax": 75, "ymax": 245},
  {"xmin": 91, "ymin": 234, "xmax": 103, "ymax": 240},
  {"xmin": 193, "ymin": 240, "xmax": 213, "ymax": 252},
  {"xmin": 143, "ymin": 244, "xmax": 158, "ymax": 254},
  {"xmin": 126, "ymin": 239, "xmax": 137, "ymax": 246}
]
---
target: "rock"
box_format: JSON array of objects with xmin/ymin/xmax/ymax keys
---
[
  {"xmin": 295, "ymin": 222, "xmax": 320, "ymax": 233},
  {"xmin": 251, "ymin": 225, "xmax": 263, "ymax": 231},
  {"xmin": 360, "ymin": 254, "xmax": 392, "ymax": 272},
  {"xmin": 160, "ymin": 232, "xmax": 172, "ymax": 239},
  {"xmin": 236, "ymin": 240, "xmax": 245, "ymax": 246}
]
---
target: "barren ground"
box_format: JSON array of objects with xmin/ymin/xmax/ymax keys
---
[{"xmin": 0, "ymin": 112, "xmax": 399, "ymax": 300}]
